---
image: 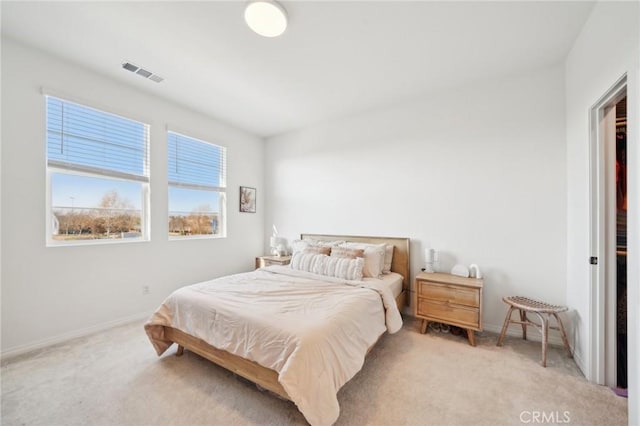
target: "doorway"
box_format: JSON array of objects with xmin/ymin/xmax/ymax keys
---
[{"xmin": 589, "ymin": 75, "xmax": 627, "ymax": 388}]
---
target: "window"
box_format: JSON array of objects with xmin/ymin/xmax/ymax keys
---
[
  {"xmin": 46, "ymin": 96, "xmax": 150, "ymax": 244},
  {"xmin": 167, "ymin": 131, "xmax": 226, "ymax": 238}
]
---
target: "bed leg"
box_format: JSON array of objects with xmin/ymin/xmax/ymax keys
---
[{"xmin": 176, "ymin": 345, "xmax": 184, "ymax": 357}]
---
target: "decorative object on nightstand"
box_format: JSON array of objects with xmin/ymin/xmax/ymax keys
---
[
  {"xmin": 415, "ymin": 272, "xmax": 483, "ymax": 346},
  {"xmin": 269, "ymin": 236, "xmax": 287, "ymax": 256},
  {"xmin": 469, "ymin": 264, "xmax": 482, "ymax": 279},
  {"xmin": 496, "ymin": 296, "xmax": 573, "ymax": 367},
  {"xmin": 424, "ymin": 248, "xmax": 435, "ymax": 273},
  {"xmin": 268, "ymin": 225, "xmax": 288, "ymax": 256},
  {"xmin": 275, "ymin": 238, "xmax": 288, "ymax": 256},
  {"xmin": 450, "ymin": 264, "xmax": 470, "ymax": 277},
  {"xmin": 255, "ymin": 255, "xmax": 291, "ymax": 269}
]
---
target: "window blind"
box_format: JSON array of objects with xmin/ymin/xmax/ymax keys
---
[
  {"xmin": 46, "ymin": 96, "xmax": 150, "ymax": 182},
  {"xmin": 167, "ymin": 131, "xmax": 226, "ymax": 191}
]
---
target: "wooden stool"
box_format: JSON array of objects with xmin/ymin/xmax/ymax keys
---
[{"xmin": 496, "ymin": 296, "xmax": 572, "ymax": 367}]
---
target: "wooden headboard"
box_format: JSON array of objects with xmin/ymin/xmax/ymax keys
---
[{"xmin": 300, "ymin": 234, "xmax": 410, "ymax": 290}]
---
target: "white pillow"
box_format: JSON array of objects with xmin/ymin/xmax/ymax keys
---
[
  {"xmin": 290, "ymin": 251, "xmax": 327, "ymax": 274},
  {"xmin": 290, "ymin": 239, "xmax": 311, "ymax": 254},
  {"xmin": 291, "ymin": 239, "xmax": 345, "ymax": 254},
  {"xmin": 383, "ymin": 244, "xmax": 394, "ymax": 274},
  {"xmin": 290, "ymin": 252, "xmax": 364, "ymax": 281},
  {"xmin": 303, "ymin": 238, "xmax": 345, "ymax": 248},
  {"xmin": 324, "ymin": 256, "xmax": 364, "ymax": 280},
  {"xmin": 340, "ymin": 242, "xmax": 386, "ymax": 278}
]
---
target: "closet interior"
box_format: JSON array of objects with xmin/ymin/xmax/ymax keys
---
[{"xmin": 615, "ymin": 96, "xmax": 627, "ymax": 389}]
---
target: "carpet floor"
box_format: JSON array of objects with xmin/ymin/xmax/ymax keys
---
[{"xmin": 1, "ymin": 317, "xmax": 627, "ymax": 425}]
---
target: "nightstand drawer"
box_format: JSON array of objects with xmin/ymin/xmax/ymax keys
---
[
  {"xmin": 417, "ymin": 299, "xmax": 480, "ymax": 329},
  {"xmin": 418, "ymin": 281, "xmax": 479, "ymax": 307}
]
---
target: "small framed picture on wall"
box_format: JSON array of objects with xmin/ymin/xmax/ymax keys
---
[{"xmin": 239, "ymin": 186, "xmax": 256, "ymax": 213}]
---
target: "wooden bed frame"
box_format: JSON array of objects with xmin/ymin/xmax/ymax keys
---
[{"xmin": 163, "ymin": 234, "xmax": 410, "ymax": 401}]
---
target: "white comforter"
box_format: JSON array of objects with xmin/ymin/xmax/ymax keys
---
[{"xmin": 144, "ymin": 265, "xmax": 402, "ymax": 426}]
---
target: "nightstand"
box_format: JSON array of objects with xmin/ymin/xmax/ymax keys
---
[
  {"xmin": 415, "ymin": 272, "xmax": 483, "ymax": 346},
  {"xmin": 255, "ymin": 255, "xmax": 292, "ymax": 269}
]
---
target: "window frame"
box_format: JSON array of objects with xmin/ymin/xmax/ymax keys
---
[
  {"xmin": 45, "ymin": 95, "xmax": 151, "ymax": 246},
  {"xmin": 167, "ymin": 130, "xmax": 227, "ymax": 240}
]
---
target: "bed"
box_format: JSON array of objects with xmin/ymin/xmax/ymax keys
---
[{"xmin": 145, "ymin": 234, "xmax": 410, "ymax": 425}]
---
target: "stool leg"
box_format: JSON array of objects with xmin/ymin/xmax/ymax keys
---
[
  {"xmin": 553, "ymin": 313, "xmax": 573, "ymax": 359},
  {"xmin": 520, "ymin": 309, "xmax": 528, "ymax": 340},
  {"xmin": 497, "ymin": 306, "xmax": 515, "ymax": 347},
  {"xmin": 534, "ymin": 312, "xmax": 549, "ymax": 367}
]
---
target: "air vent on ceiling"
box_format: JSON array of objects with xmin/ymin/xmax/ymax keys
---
[
  {"xmin": 122, "ymin": 61, "xmax": 164, "ymax": 83},
  {"xmin": 122, "ymin": 62, "xmax": 139, "ymax": 72}
]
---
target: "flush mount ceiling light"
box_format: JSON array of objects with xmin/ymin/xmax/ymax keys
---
[{"xmin": 244, "ymin": 0, "xmax": 288, "ymax": 37}]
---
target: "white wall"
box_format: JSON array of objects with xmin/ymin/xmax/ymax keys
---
[
  {"xmin": 0, "ymin": 38, "xmax": 265, "ymax": 355},
  {"xmin": 565, "ymin": 2, "xmax": 639, "ymax": 423},
  {"xmin": 265, "ymin": 65, "xmax": 567, "ymax": 336}
]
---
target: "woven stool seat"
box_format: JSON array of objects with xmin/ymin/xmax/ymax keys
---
[
  {"xmin": 503, "ymin": 296, "xmax": 568, "ymax": 314},
  {"xmin": 497, "ymin": 296, "xmax": 572, "ymax": 367}
]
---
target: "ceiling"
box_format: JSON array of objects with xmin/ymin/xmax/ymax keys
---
[{"xmin": 1, "ymin": 1, "xmax": 595, "ymax": 138}]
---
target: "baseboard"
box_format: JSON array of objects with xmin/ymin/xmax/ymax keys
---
[
  {"xmin": 571, "ymin": 347, "xmax": 586, "ymax": 376},
  {"xmin": 1, "ymin": 311, "xmax": 152, "ymax": 360},
  {"xmin": 405, "ymin": 311, "xmax": 566, "ymax": 347},
  {"xmin": 482, "ymin": 322, "xmax": 565, "ymax": 347}
]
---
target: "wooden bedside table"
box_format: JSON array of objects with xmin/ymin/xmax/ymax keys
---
[
  {"xmin": 255, "ymin": 255, "xmax": 292, "ymax": 269},
  {"xmin": 414, "ymin": 272, "xmax": 483, "ymax": 346}
]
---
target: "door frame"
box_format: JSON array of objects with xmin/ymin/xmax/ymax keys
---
[{"xmin": 588, "ymin": 74, "xmax": 627, "ymax": 385}]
